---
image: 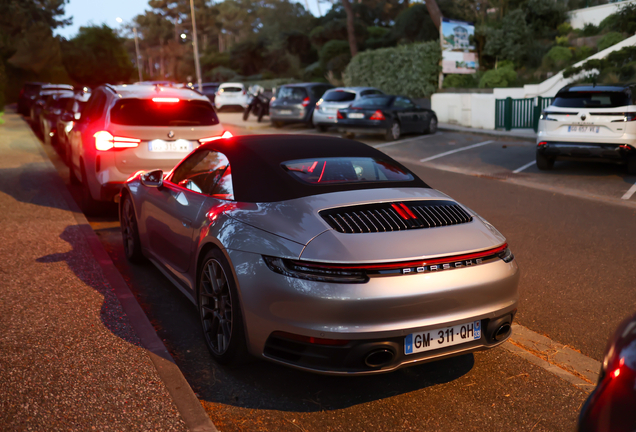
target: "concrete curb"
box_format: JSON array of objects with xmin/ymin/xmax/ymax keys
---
[
  {"xmin": 439, "ymin": 123, "xmax": 537, "ymax": 142},
  {"xmin": 31, "ymin": 127, "xmax": 218, "ymax": 432}
]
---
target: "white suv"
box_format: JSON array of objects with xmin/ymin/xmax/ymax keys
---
[
  {"xmin": 68, "ymin": 84, "xmax": 230, "ymax": 214},
  {"xmin": 214, "ymin": 82, "xmax": 248, "ymax": 111},
  {"xmin": 536, "ymin": 83, "xmax": 636, "ymax": 174}
]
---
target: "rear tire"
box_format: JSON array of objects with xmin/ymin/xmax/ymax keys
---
[
  {"xmin": 80, "ymin": 162, "xmax": 103, "ymax": 216},
  {"xmin": 424, "ymin": 116, "xmax": 438, "ymax": 134},
  {"xmin": 385, "ymin": 120, "xmax": 401, "ymax": 141},
  {"xmin": 627, "ymin": 153, "xmax": 636, "ymax": 175},
  {"xmin": 315, "ymin": 124, "xmax": 328, "ymax": 132},
  {"xmin": 536, "ymin": 151, "xmax": 555, "ymax": 170},
  {"xmin": 121, "ymin": 195, "xmax": 144, "ymax": 263},
  {"xmin": 198, "ymin": 249, "xmax": 249, "ymax": 365},
  {"xmin": 256, "ymin": 105, "xmax": 265, "ymax": 123}
]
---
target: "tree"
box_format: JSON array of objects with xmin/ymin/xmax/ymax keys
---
[
  {"xmin": 61, "ymin": 25, "xmax": 134, "ymax": 86},
  {"xmin": 341, "ymin": 0, "xmax": 357, "ymax": 57}
]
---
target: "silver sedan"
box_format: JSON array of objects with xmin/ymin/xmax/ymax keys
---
[{"xmin": 119, "ymin": 135, "xmax": 519, "ymax": 375}]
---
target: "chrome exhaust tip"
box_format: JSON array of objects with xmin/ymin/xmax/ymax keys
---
[
  {"xmin": 494, "ymin": 323, "xmax": 512, "ymax": 342},
  {"xmin": 364, "ymin": 349, "xmax": 395, "ymax": 368}
]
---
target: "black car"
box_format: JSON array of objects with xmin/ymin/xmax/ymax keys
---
[
  {"xmin": 57, "ymin": 90, "xmax": 91, "ymax": 162},
  {"xmin": 199, "ymin": 82, "xmax": 220, "ymax": 104},
  {"xmin": 578, "ymin": 312, "xmax": 636, "ymax": 432},
  {"xmin": 39, "ymin": 92, "xmax": 75, "ymax": 146},
  {"xmin": 336, "ymin": 95, "xmax": 438, "ymax": 141},
  {"xmin": 30, "ymin": 84, "xmax": 74, "ymax": 132},
  {"xmin": 269, "ymin": 83, "xmax": 333, "ymax": 127},
  {"xmin": 18, "ymin": 82, "xmax": 45, "ymax": 116}
]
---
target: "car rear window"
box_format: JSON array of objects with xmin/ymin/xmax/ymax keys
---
[
  {"xmin": 323, "ymin": 91, "xmax": 356, "ymax": 102},
  {"xmin": 282, "ymin": 157, "xmax": 414, "ymax": 184},
  {"xmin": 552, "ymin": 92, "xmax": 631, "ymax": 108},
  {"xmin": 220, "ymin": 87, "xmax": 242, "ymax": 93},
  {"xmin": 110, "ymin": 99, "xmax": 219, "ymax": 126},
  {"xmin": 351, "ymin": 96, "xmax": 392, "ymax": 108},
  {"xmin": 279, "ymin": 87, "xmax": 308, "ymax": 100}
]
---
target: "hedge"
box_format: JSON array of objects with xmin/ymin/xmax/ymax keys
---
[{"xmin": 343, "ymin": 41, "xmax": 441, "ymax": 98}]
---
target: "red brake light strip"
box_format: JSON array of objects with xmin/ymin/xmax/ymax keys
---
[{"xmin": 289, "ymin": 244, "xmax": 509, "ymax": 271}]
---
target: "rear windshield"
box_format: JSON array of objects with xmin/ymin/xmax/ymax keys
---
[
  {"xmin": 552, "ymin": 92, "xmax": 631, "ymax": 108},
  {"xmin": 323, "ymin": 91, "xmax": 356, "ymax": 102},
  {"xmin": 110, "ymin": 99, "xmax": 219, "ymax": 126},
  {"xmin": 351, "ymin": 96, "xmax": 392, "ymax": 108},
  {"xmin": 279, "ymin": 87, "xmax": 308, "ymax": 100},
  {"xmin": 282, "ymin": 157, "xmax": 414, "ymax": 184},
  {"xmin": 220, "ymin": 87, "xmax": 242, "ymax": 93}
]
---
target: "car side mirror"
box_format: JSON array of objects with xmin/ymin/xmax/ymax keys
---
[{"xmin": 140, "ymin": 169, "xmax": 164, "ymax": 188}]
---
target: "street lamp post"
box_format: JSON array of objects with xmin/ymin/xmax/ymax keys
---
[
  {"xmin": 132, "ymin": 27, "xmax": 143, "ymax": 82},
  {"xmin": 189, "ymin": 0, "xmax": 203, "ymax": 93}
]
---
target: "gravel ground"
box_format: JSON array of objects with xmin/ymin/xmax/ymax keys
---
[{"xmin": 0, "ymin": 111, "xmax": 187, "ymax": 431}]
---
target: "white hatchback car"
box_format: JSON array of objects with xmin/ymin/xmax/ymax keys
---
[
  {"xmin": 214, "ymin": 82, "xmax": 249, "ymax": 111},
  {"xmin": 68, "ymin": 84, "xmax": 230, "ymax": 214},
  {"xmin": 536, "ymin": 83, "xmax": 636, "ymax": 174},
  {"xmin": 313, "ymin": 87, "xmax": 384, "ymax": 132}
]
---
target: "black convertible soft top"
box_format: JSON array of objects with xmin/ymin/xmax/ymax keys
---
[{"xmin": 200, "ymin": 135, "xmax": 429, "ymax": 203}]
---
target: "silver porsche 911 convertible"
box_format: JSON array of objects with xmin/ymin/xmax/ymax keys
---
[{"xmin": 120, "ymin": 134, "xmax": 519, "ymax": 375}]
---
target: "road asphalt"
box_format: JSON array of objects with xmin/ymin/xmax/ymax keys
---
[{"xmin": 0, "ymin": 110, "xmax": 207, "ymax": 430}]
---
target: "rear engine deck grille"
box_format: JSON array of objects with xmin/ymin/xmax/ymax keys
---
[{"xmin": 320, "ymin": 200, "xmax": 473, "ymax": 233}]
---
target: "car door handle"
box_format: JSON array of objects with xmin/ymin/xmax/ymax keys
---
[{"xmin": 182, "ymin": 218, "xmax": 191, "ymax": 228}]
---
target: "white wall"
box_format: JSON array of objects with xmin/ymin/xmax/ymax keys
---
[
  {"xmin": 568, "ymin": 0, "xmax": 636, "ymax": 29},
  {"xmin": 431, "ymin": 93, "xmax": 496, "ymax": 130}
]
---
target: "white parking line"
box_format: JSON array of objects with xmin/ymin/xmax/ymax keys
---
[
  {"xmin": 621, "ymin": 182, "xmax": 636, "ymax": 200},
  {"xmin": 513, "ymin": 160, "xmax": 536, "ymax": 174},
  {"xmin": 373, "ymin": 132, "xmax": 443, "ymax": 149},
  {"xmin": 419, "ymin": 140, "xmax": 494, "ymax": 163}
]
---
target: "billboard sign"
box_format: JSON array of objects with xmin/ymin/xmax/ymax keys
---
[{"xmin": 441, "ymin": 17, "xmax": 478, "ymax": 74}]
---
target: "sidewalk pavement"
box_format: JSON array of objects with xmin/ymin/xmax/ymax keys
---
[
  {"xmin": 0, "ymin": 109, "xmax": 215, "ymax": 431},
  {"xmin": 439, "ymin": 122, "xmax": 537, "ymax": 140}
]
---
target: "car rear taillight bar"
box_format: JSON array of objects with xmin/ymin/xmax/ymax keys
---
[
  {"xmin": 94, "ymin": 131, "xmax": 140, "ymax": 151},
  {"xmin": 199, "ymin": 130, "xmax": 233, "ymax": 144}
]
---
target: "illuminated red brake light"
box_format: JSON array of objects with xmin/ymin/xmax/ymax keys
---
[
  {"xmin": 337, "ymin": 110, "xmax": 344, "ymax": 120},
  {"xmin": 94, "ymin": 131, "xmax": 140, "ymax": 151},
  {"xmin": 152, "ymin": 97, "xmax": 180, "ymax": 103},
  {"xmin": 302, "ymin": 97, "xmax": 310, "ymax": 107},
  {"xmin": 198, "ymin": 130, "xmax": 233, "ymax": 144},
  {"xmin": 537, "ymin": 141, "xmax": 548, "ymax": 147},
  {"xmin": 369, "ymin": 110, "xmax": 385, "ymax": 121}
]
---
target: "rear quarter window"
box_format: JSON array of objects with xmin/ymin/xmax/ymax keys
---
[
  {"xmin": 220, "ymin": 87, "xmax": 242, "ymax": 93},
  {"xmin": 279, "ymin": 87, "xmax": 308, "ymax": 100},
  {"xmin": 109, "ymin": 99, "xmax": 219, "ymax": 126}
]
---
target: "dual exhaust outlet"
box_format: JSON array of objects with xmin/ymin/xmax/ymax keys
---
[{"xmin": 363, "ymin": 322, "xmax": 512, "ymax": 369}]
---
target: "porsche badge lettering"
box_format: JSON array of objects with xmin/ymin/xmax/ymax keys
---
[{"xmin": 402, "ymin": 258, "xmax": 483, "ymax": 274}]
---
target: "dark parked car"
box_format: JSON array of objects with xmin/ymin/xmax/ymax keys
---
[
  {"xmin": 336, "ymin": 94, "xmax": 438, "ymax": 141},
  {"xmin": 269, "ymin": 83, "xmax": 333, "ymax": 127},
  {"xmin": 57, "ymin": 90, "xmax": 91, "ymax": 163},
  {"xmin": 578, "ymin": 312, "xmax": 636, "ymax": 432},
  {"xmin": 18, "ymin": 82, "xmax": 45, "ymax": 116},
  {"xmin": 30, "ymin": 84, "xmax": 74, "ymax": 133},
  {"xmin": 199, "ymin": 82, "xmax": 220, "ymax": 104},
  {"xmin": 40, "ymin": 92, "xmax": 75, "ymax": 146}
]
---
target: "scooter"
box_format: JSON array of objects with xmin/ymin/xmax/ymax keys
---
[{"xmin": 242, "ymin": 86, "xmax": 272, "ymax": 123}]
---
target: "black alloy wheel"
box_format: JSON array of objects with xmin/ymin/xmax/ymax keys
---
[
  {"xmin": 121, "ymin": 196, "xmax": 144, "ymax": 263},
  {"xmin": 536, "ymin": 151, "xmax": 555, "ymax": 170},
  {"xmin": 385, "ymin": 120, "xmax": 401, "ymax": 141},
  {"xmin": 425, "ymin": 116, "xmax": 438, "ymax": 134},
  {"xmin": 199, "ymin": 249, "xmax": 249, "ymax": 365}
]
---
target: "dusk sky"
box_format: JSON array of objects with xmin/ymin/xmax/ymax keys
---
[{"xmin": 55, "ymin": 0, "xmax": 323, "ymax": 38}]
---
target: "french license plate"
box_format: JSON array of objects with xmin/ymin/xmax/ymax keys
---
[
  {"xmin": 348, "ymin": 113, "xmax": 365, "ymax": 119},
  {"xmin": 404, "ymin": 320, "xmax": 481, "ymax": 355},
  {"xmin": 568, "ymin": 125, "xmax": 599, "ymax": 133},
  {"xmin": 148, "ymin": 141, "xmax": 191, "ymax": 152},
  {"xmin": 278, "ymin": 109, "xmax": 292, "ymax": 115}
]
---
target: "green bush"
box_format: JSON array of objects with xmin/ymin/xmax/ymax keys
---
[
  {"xmin": 206, "ymin": 66, "xmax": 240, "ymax": 81},
  {"xmin": 599, "ymin": 3, "xmax": 636, "ymax": 34},
  {"xmin": 367, "ymin": 26, "xmax": 390, "ymax": 39},
  {"xmin": 555, "ymin": 36, "xmax": 569, "ymax": 47},
  {"xmin": 319, "ymin": 40, "xmax": 351, "ymax": 76},
  {"xmin": 478, "ymin": 66, "xmax": 517, "ymax": 88},
  {"xmin": 563, "ymin": 46, "xmax": 636, "ymax": 81},
  {"xmin": 543, "ymin": 45, "xmax": 573, "ymax": 70},
  {"xmin": 343, "ymin": 41, "xmax": 441, "ymax": 98},
  {"xmin": 557, "ymin": 22, "xmax": 572, "ymax": 36},
  {"xmin": 442, "ymin": 74, "xmax": 479, "ymax": 89},
  {"xmin": 597, "ymin": 32, "xmax": 625, "ymax": 52}
]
